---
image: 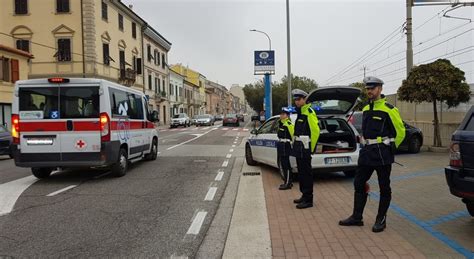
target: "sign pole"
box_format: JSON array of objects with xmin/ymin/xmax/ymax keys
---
[{"xmin": 264, "ymin": 73, "xmax": 272, "ymax": 119}]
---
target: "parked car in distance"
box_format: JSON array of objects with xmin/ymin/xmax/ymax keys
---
[
  {"xmin": 237, "ymin": 114, "xmax": 244, "ymax": 122},
  {"xmin": 215, "ymin": 114, "xmax": 224, "ymax": 121},
  {"xmin": 223, "ymin": 114, "xmax": 240, "ymax": 127},
  {"xmin": 196, "ymin": 114, "xmax": 215, "ymax": 126},
  {"xmin": 0, "ymin": 125, "xmax": 13, "ymax": 159},
  {"xmin": 445, "ymin": 105, "xmax": 474, "ymax": 217},
  {"xmin": 170, "ymin": 113, "xmax": 190, "ymax": 128},
  {"xmin": 246, "ymin": 86, "xmax": 362, "ymax": 179},
  {"xmin": 348, "ymin": 111, "xmax": 423, "ymax": 153}
]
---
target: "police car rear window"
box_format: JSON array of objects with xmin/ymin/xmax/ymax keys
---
[{"xmin": 19, "ymin": 87, "xmax": 99, "ymax": 119}]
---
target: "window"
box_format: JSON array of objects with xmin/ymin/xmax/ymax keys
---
[
  {"xmin": 128, "ymin": 93, "xmax": 144, "ymax": 120},
  {"xmin": 132, "ymin": 22, "xmax": 136, "ymax": 39},
  {"xmin": 11, "ymin": 59, "xmax": 19, "ymax": 83},
  {"xmin": 147, "ymin": 45, "xmax": 151, "ymax": 62},
  {"xmin": 157, "ymin": 78, "xmax": 161, "ymax": 92},
  {"xmin": 148, "ymin": 75, "xmax": 152, "ymax": 90},
  {"xmin": 118, "ymin": 14, "xmax": 124, "ymax": 31},
  {"xmin": 0, "ymin": 58, "xmax": 10, "ymax": 82},
  {"xmin": 101, "ymin": 1, "xmax": 108, "ymax": 20},
  {"xmin": 19, "ymin": 87, "xmax": 59, "ymax": 119},
  {"xmin": 465, "ymin": 116, "xmax": 474, "ymax": 131},
  {"xmin": 16, "ymin": 40, "xmax": 29, "ymax": 53},
  {"xmin": 162, "ymin": 79, "xmax": 165, "ymax": 91},
  {"xmin": 102, "ymin": 43, "xmax": 110, "ymax": 65},
  {"xmin": 162, "ymin": 53, "xmax": 165, "ymax": 69},
  {"xmin": 136, "ymin": 58, "xmax": 142, "ymax": 74},
  {"xmin": 154, "ymin": 78, "xmax": 158, "ymax": 93},
  {"xmin": 157, "ymin": 51, "xmax": 160, "ymax": 66},
  {"xmin": 15, "ymin": 0, "xmax": 28, "ymax": 15},
  {"xmin": 258, "ymin": 118, "xmax": 278, "ymax": 134},
  {"xmin": 56, "ymin": 0, "xmax": 69, "ymax": 13},
  {"xmin": 132, "ymin": 56, "xmax": 136, "ymax": 71},
  {"xmin": 57, "ymin": 39, "xmax": 71, "ymax": 62},
  {"xmin": 109, "ymin": 89, "xmax": 143, "ymax": 120},
  {"xmin": 119, "ymin": 50, "xmax": 125, "ymax": 78},
  {"xmin": 60, "ymin": 87, "xmax": 99, "ymax": 118}
]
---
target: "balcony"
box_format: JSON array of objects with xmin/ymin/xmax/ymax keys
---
[
  {"xmin": 119, "ymin": 68, "xmax": 136, "ymax": 86},
  {"xmin": 154, "ymin": 91, "xmax": 168, "ymax": 102}
]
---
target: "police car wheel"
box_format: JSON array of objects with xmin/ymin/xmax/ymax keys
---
[
  {"xmin": 31, "ymin": 167, "xmax": 52, "ymax": 179},
  {"xmin": 466, "ymin": 201, "xmax": 474, "ymax": 217},
  {"xmin": 408, "ymin": 136, "xmax": 421, "ymax": 154},
  {"xmin": 112, "ymin": 148, "xmax": 128, "ymax": 177},
  {"xmin": 245, "ymin": 144, "xmax": 257, "ymax": 166},
  {"xmin": 343, "ymin": 170, "xmax": 356, "ymax": 177}
]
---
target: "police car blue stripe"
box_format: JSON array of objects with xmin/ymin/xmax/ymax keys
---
[{"xmin": 248, "ymin": 139, "xmax": 277, "ymax": 148}]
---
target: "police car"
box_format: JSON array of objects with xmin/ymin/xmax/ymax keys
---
[
  {"xmin": 245, "ymin": 86, "xmax": 361, "ymax": 178},
  {"xmin": 11, "ymin": 78, "xmax": 159, "ymax": 179}
]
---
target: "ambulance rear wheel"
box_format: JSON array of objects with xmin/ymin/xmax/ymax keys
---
[
  {"xmin": 112, "ymin": 148, "xmax": 128, "ymax": 177},
  {"xmin": 31, "ymin": 167, "xmax": 52, "ymax": 179}
]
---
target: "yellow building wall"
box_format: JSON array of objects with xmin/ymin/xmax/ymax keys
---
[
  {"xmin": 94, "ymin": 0, "xmax": 144, "ymax": 89},
  {"xmin": 0, "ymin": 0, "xmax": 84, "ymax": 77},
  {"xmin": 0, "ymin": 52, "xmax": 30, "ymax": 104}
]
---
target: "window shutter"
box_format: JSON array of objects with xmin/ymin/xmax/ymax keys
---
[
  {"xmin": 11, "ymin": 59, "xmax": 19, "ymax": 83},
  {"xmin": 136, "ymin": 58, "xmax": 142, "ymax": 74}
]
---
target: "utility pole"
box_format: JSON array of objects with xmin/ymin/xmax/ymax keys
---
[
  {"xmin": 406, "ymin": 0, "xmax": 414, "ymax": 77},
  {"xmin": 286, "ymin": 0, "xmax": 292, "ymax": 107},
  {"xmin": 361, "ymin": 66, "xmax": 369, "ymax": 78}
]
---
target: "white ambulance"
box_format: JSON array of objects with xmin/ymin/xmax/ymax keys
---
[{"xmin": 11, "ymin": 78, "xmax": 159, "ymax": 179}]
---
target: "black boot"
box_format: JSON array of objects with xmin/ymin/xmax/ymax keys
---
[
  {"xmin": 293, "ymin": 197, "xmax": 304, "ymax": 204},
  {"xmin": 372, "ymin": 216, "xmax": 387, "ymax": 233},
  {"xmin": 279, "ymin": 183, "xmax": 293, "ymax": 190},
  {"xmin": 296, "ymin": 201, "xmax": 313, "ymax": 209},
  {"xmin": 339, "ymin": 193, "xmax": 367, "ymax": 226}
]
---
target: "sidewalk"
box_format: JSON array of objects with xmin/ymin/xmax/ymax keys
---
[{"xmin": 261, "ymin": 152, "xmax": 472, "ymax": 258}]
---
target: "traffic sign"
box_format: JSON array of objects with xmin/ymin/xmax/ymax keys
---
[{"xmin": 254, "ymin": 50, "xmax": 275, "ymax": 75}]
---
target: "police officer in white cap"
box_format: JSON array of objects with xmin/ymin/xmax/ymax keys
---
[
  {"xmin": 339, "ymin": 76, "xmax": 405, "ymax": 232},
  {"xmin": 291, "ymin": 89, "xmax": 320, "ymax": 209}
]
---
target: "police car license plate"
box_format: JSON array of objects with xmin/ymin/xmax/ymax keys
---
[{"xmin": 325, "ymin": 157, "xmax": 350, "ymax": 165}]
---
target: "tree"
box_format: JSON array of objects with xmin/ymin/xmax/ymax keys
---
[
  {"xmin": 243, "ymin": 75, "xmax": 319, "ymax": 115},
  {"xmin": 398, "ymin": 59, "xmax": 471, "ymax": 147},
  {"xmin": 350, "ymin": 82, "xmax": 368, "ymax": 111}
]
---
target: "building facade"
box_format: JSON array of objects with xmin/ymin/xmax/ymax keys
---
[
  {"xmin": 171, "ymin": 64, "xmax": 206, "ymax": 115},
  {"xmin": 169, "ymin": 70, "xmax": 185, "ymax": 117},
  {"xmin": 0, "ymin": 44, "xmax": 33, "ymax": 128}
]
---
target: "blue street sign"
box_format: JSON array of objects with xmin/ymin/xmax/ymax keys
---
[{"xmin": 254, "ymin": 50, "xmax": 275, "ymax": 75}]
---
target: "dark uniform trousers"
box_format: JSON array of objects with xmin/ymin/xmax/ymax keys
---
[
  {"xmin": 296, "ymin": 150, "xmax": 313, "ymax": 202},
  {"xmin": 353, "ymin": 163, "xmax": 392, "ymax": 220},
  {"xmin": 277, "ymin": 141, "xmax": 292, "ymax": 184}
]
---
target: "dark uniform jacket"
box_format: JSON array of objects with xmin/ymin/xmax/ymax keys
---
[
  {"xmin": 292, "ymin": 104, "xmax": 320, "ymax": 158},
  {"xmin": 359, "ymin": 96, "xmax": 406, "ymax": 166},
  {"xmin": 277, "ymin": 118, "xmax": 294, "ymax": 157}
]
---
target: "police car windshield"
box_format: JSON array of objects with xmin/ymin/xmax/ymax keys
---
[{"xmin": 19, "ymin": 87, "xmax": 99, "ymax": 119}]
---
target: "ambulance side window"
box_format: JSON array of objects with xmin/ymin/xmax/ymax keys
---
[
  {"xmin": 109, "ymin": 88, "xmax": 130, "ymax": 118},
  {"xmin": 127, "ymin": 93, "xmax": 144, "ymax": 120}
]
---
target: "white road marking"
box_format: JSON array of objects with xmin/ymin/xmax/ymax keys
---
[
  {"xmin": 46, "ymin": 185, "xmax": 77, "ymax": 197},
  {"xmin": 232, "ymin": 128, "xmax": 238, "ymax": 131},
  {"xmin": 204, "ymin": 187, "xmax": 218, "ymax": 201},
  {"xmin": 0, "ymin": 176, "xmax": 38, "ymax": 216},
  {"xmin": 226, "ymin": 154, "xmax": 232, "ymax": 159},
  {"xmin": 203, "ymin": 127, "xmax": 210, "ymax": 130},
  {"xmin": 232, "ymin": 145, "xmax": 236, "ymax": 148},
  {"xmin": 233, "ymin": 141, "xmax": 237, "ymax": 144},
  {"xmin": 180, "ymin": 128, "xmax": 187, "ymax": 131},
  {"xmin": 243, "ymin": 129, "xmax": 249, "ymax": 131},
  {"xmin": 229, "ymin": 149, "xmax": 234, "ymax": 152},
  {"xmin": 158, "ymin": 152, "xmax": 161, "ymax": 154},
  {"xmin": 215, "ymin": 170, "xmax": 224, "ymax": 181},
  {"xmin": 222, "ymin": 128, "xmax": 229, "ymax": 131},
  {"xmin": 222, "ymin": 160, "xmax": 229, "ymax": 167},
  {"xmin": 166, "ymin": 130, "xmax": 212, "ymax": 150},
  {"xmin": 187, "ymin": 211, "xmax": 207, "ymax": 235}
]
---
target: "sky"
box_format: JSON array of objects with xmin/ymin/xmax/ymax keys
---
[{"xmin": 123, "ymin": 0, "xmax": 473, "ymax": 94}]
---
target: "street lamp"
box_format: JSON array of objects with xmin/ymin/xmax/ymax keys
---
[
  {"xmin": 250, "ymin": 29, "xmax": 273, "ymax": 119},
  {"xmin": 249, "ymin": 29, "xmax": 272, "ymax": 51}
]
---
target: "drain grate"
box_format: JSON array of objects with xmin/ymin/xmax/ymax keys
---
[{"xmin": 242, "ymin": 172, "xmax": 261, "ymax": 176}]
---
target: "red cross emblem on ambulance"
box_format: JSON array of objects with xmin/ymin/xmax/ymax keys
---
[{"xmin": 75, "ymin": 139, "xmax": 87, "ymax": 150}]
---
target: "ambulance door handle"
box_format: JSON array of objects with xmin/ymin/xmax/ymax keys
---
[{"xmin": 67, "ymin": 120, "xmax": 73, "ymax": 131}]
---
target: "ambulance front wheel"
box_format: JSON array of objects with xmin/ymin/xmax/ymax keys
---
[
  {"xmin": 112, "ymin": 148, "xmax": 128, "ymax": 177},
  {"xmin": 31, "ymin": 167, "xmax": 53, "ymax": 179}
]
